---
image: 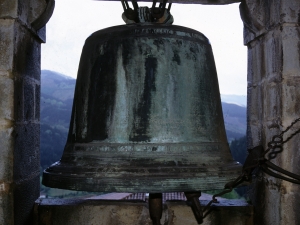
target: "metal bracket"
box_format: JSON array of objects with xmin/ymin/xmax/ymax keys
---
[
  {"xmin": 121, "ymin": 0, "xmax": 173, "ymax": 24},
  {"xmin": 149, "ymin": 193, "xmax": 163, "ymax": 225},
  {"xmin": 121, "ymin": 0, "xmax": 139, "ymax": 23}
]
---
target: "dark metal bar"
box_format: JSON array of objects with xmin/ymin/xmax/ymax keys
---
[
  {"xmin": 265, "ymin": 161, "xmax": 300, "ymax": 181},
  {"xmin": 160, "ymin": 0, "xmax": 167, "ymax": 8},
  {"xmin": 152, "ymin": 0, "xmax": 157, "ymax": 8},
  {"xmin": 262, "ymin": 164, "xmax": 300, "ymax": 184},
  {"xmin": 149, "ymin": 193, "xmax": 162, "ymax": 225},
  {"xmin": 132, "ymin": 0, "xmax": 139, "ymax": 10},
  {"xmin": 185, "ymin": 192, "xmax": 203, "ymax": 224},
  {"xmin": 121, "ymin": 0, "xmax": 127, "ymax": 10}
]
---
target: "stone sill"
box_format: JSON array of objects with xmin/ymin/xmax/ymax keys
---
[{"xmin": 34, "ymin": 196, "xmax": 253, "ymax": 225}]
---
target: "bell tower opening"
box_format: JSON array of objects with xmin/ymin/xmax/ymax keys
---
[{"xmin": 40, "ymin": 0, "xmax": 247, "ymax": 197}]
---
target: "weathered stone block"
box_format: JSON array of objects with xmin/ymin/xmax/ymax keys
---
[
  {"xmin": 250, "ymin": 176, "xmax": 288, "ymax": 225},
  {"xmin": 247, "ymin": 45, "xmax": 254, "ymax": 86},
  {"xmin": 241, "ymin": 0, "xmax": 280, "ymax": 45},
  {"xmin": 279, "ymin": 134, "xmax": 300, "ymax": 175},
  {"xmin": 280, "ymin": 187, "xmax": 300, "ymax": 225},
  {"xmin": 247, "ymin": 85, "xmax": 263, "ymax": 122},
  {"xmin": 269, "ymin": 0, "xmax": 281, "ymax": 25},
  {"xmin": 0, "ymin": 19, "xmax": 14, "ymax": 72},
  {"xmin": 256, "ymin": 178, "xmax": 300, "ymax": 225},
  {"xmin": 247, "ymin": 122, "xmax": 262, "ymax": 149},
  {"xmin": 247, "ymin": 40, "xmax": 266, "ymax": 86},
  {"xmin": 0, "ymin": 183, "xmax": 14, "ymax": 225},
  {"xmin": 18, "ymin": 0, "xmax": 46, "ymax": 25},
  {"xmin": 0, "ymin": 0, "xmax": 46, "ymax": 27},
  {"xmin": 36, "ymin": 200, "xmax": 152, "ymax": 225},
  {"xmin": 14, "ymin": 175, "xmax": 40, "ymax": 225},
  {"xmin": 241, "ymin": 0, "xmax": 300, "ymax": 45},
  {"xmin": 14, "ymin": 123, "xmax": 40, "ymax": 182},
  {"xmin": 0, "ymin": 76, "xmax": 14, "ymax": 121},
  {"xmin": 282, "ymin": 77, "xmax": 300, "ymax": 119},
  {"xmin": 281, "ymin": 26, "xmax": 300, "ymax": 77},
  {"xmin": 263, "ymin": 82, "xmax": 282, "ymax": 121},
  {"xmin": 14, "ymin": 77, "xmax": 40, "ymax": 122},
  {"xmin": 0, "ymin": 127, "xmax": 14, "ymax": 182},
  {"xmin": 23, "ymin": 78, "xmax": 35, "ymax": 121},
  {"xmin": 280, "ymin": 0, "xmax": 300, "ymax": 23},
  {"xmin": 247, "ymin": 84, "xmax": 263, "ymax": 149},
  {"xmin": 35, "ymin": 83, "xmax": 40, "ymax": 120},
  {"xmin": 0, "ymin": 0, "xmax": 18, "ymax": 18},
  {"xmin": 248, "ymin": 29, "xmax": 282, "ymax": 86},
  {"xmin": 263, "ymin": 29, "xmax": 283, "ymax": 80},
  {"xmin": 14, "ymin": 78, "xmax": 24, "ymax": 122},
  {"xmin": 262, "ymin": 125, "xmax": 282, "ymax": 160},
  {"xmin": 14, "ymin": 22, "xmax": 41, "ymax": 80},
  {"xmin": 263, "ymin": 182, "xmax": 281, "ymax": 225},
  {"xmin": 167, "ymin": 201, "xmax": 253, "ymax": 225}
]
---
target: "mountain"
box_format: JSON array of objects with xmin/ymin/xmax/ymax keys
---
[
  {"xmin": 40, "ymin": 70, "xmax": 247, "ymax": 171},
  {"xmin": 41, "ymin": 70, "xmax": 76, "ymax": 101},
  {"xmin": 221, "ymin": 94, "xmax": 247, "ymax": 107},
  {"xmin": 40, "ymin": 70, "xmax": 75, "ymax": 131},
  {"xmin": 222, "ymin": 102, "xmax": 246, "ymax": 142},
  {"xmin": 40, "ymin": 70, "xmax": 76, "ymax": 171}
]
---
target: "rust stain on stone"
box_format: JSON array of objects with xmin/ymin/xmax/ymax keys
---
[
  {"xmin": 38, "ymin": 208, "xmax": 53, "ymax": 225},
  {"xmin": 0, "ymin": 182, "xmax": 11, "ymax": 194},
  {"xmin": 286, "ymin": 77, "xmax": 300, "ymax": 87},
  {"xmin": 0, "ymin": 183, "xmax": 5, "ymax": 192}
]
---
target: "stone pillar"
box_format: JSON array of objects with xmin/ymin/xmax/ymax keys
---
[
  {"xmin": 240, "ymin": 0, "xmax": 300, "ymax": 224},
  {"xmin": 0, "ymin": 0, "xmax": 49, "ymax": 224}
]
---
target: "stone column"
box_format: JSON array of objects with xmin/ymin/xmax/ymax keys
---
[
  {"xmin": 0, "ymin": 0, "xmax": 49, "ymax": 224},
  {"xmin": 240, "ymin": 0, "xmax": 300, "ymax": 224}
]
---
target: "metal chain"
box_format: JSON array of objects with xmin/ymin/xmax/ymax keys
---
[
  {"xmin": 264, "ymin": 118, "xmax": 300, "ymax": 160},
  {"xmin": 203, "ymin": 174, "xmax": 246, "ymax": 217},
  {"xmin": 203, "ymin": 117, "xmax": 300, "ymax": 217}
]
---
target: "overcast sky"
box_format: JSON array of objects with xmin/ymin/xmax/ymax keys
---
[{"xmin": 41, "ymin": 0, "xmax": 247, "ymax": 96}]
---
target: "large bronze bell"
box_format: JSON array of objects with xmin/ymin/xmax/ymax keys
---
[{"xmin": 43, "ymin": 24, "xmax": 241, "ymax": 193}]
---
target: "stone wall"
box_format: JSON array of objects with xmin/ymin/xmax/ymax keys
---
[
  {"xmin": 0, "ymin": 0, "xmax": 46, "ymax": 224},
  {"xmin": 240, "ymin": 0, "xmax": 300, "ymax": 224},
  {"xmin": 34, "ymin": 198, "xmax": 253, "ymax": 225}
]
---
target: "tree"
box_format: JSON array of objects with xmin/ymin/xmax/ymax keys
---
[{"xmin": 230, "ymin": 135, "xmax": 247, "ymax": 165}]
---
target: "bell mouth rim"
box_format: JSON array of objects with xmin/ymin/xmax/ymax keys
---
[{"xmin": 42, "ymin": 160, "xmax": 242, "ymax": 193}]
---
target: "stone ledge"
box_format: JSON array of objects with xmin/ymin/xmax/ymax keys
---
[{"xmin": 34, "ymin": 197, "xmax": 253, "ymax": 225}]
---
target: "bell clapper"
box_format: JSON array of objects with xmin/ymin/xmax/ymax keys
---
[
  {"xmin": 185, "ymin": 192, "xmax": 203, "ymax": 224},
  {"xmin": 149, "ymin": 193, "xmax": 163, "ymax": 225}
]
